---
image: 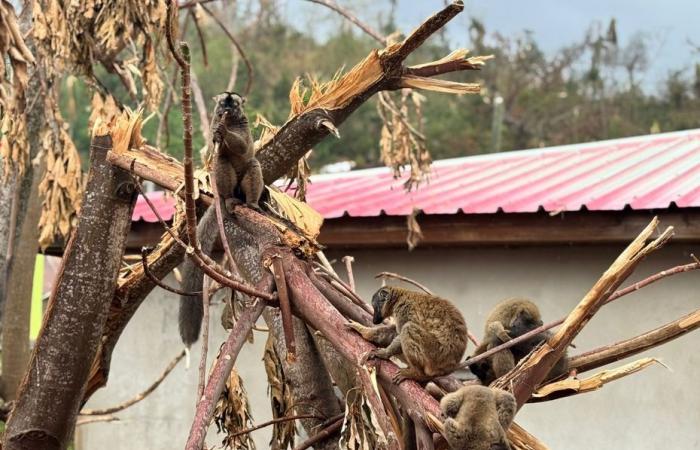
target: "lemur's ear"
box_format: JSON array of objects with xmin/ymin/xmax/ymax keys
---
[{"xmin": 213, "ymin": 93, "xmax": 227, "ymax": 102}]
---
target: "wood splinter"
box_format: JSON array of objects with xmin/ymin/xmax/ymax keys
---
[{"xmin": 272, "ymin": 255, "xmax": 296, "ymax": 362}]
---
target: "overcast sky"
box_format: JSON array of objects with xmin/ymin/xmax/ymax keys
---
[{"xmin": 293, "ymin": 0, "xmax": 700, "ymax": 89}]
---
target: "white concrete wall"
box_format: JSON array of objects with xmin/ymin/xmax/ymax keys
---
[{"xmin": 78, "ymin": 243, "xmax": 700, "ymax": 449}]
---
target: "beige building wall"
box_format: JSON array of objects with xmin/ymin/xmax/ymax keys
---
[{"xmin": 78, "ymin": 242, "xmax": 700, "ymax": 449}]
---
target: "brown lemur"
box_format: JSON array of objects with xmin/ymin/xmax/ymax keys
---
[
  {"xmin": 440, "ymin": 385, "xmax": 516, "ymax": 450},
  {"xmin": 468, "ymin": 298, "xmax": 569, "ymax": 386},
  {"xmin": 346, "ymin": 286, "xmax": 468, "ymax": 384},
  {"xmin": 178, "ymin": 92, "xmax": 264, "ymax": 346}
]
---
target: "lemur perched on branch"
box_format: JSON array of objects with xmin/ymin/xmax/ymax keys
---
[{"xmin": 178, "ymin": 92, "xmax": 264, "ymax": 346}]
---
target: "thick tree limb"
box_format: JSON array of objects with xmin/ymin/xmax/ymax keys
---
[
  {"xmin": 568, "ymin": 308, "xmax": 700, "ymax": 374},
  {"xmin": 493, "ymin": 218, "xmax": 674, "ymax": 408},
  {"xmin": 3, "ymin": 134, "xmax": 137, "ymax": 450}
]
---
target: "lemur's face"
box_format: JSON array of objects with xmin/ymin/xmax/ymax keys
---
[
  {"xmin": 371, "ymin": 287, "xmax": 392, "ymax": 324},
  {"xmin": 214, "ymin": 92, "xmax": 246, "ymax": 121}
]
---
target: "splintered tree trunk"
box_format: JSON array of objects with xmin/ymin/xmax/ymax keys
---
[{"xmin": 3, "ymin": 134, "xmax": 137, "ymax": 450}]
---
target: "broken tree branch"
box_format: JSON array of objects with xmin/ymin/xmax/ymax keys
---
[
  {"xmin": 81, "ymin": 349, "xmax": 186, "ymax": 416},
  {"xmin": 76, "ymin": 415, "xmax": 119, "ymax": 426},
  {"xmin": 272, "ymin": 255, "xmax": 296, "ymax": 362},
  {"xmin": 568, "ymin": 308, "xmax": 700, "ymax": 374},
  {"xmin": 493, "ymin": 218, "xmax": 674, "ymax": 408},
  {"xmin": 463, "ymin": 260, "xmax": 700, "ymax": 369},
  {"xmin": 531, "ymin": 358, "xmax": 662, "ymax": 403},
  {"xmin": 185, "ymin": 277, "xmax": 273, "ymax": 450},
  {"xmin": 342, "ymin": 255, "xmax": 356, "ymax": 291}
]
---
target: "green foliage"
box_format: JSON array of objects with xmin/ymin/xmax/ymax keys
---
[{"xmin": 59, "ymin": 10, "xmax": 700, "ymax": 173}]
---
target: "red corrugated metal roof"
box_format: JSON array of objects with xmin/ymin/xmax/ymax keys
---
[{"xmin": 132, "ymin": 129, "xmax": 700, "ymax": 222}]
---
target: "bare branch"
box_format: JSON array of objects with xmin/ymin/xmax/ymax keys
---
[
  {"xmin": 76, "ymin": 415, "xmax": 119, "ymax": 426},
  {"xmin": 197, "ymin": 277, "xmax": 212, "ymax": 401},
  {"xmin": 230, "ymin": 413, "xmax": 342, "ymax": 440},
  {"xmin": 292, "ymin": 416, "xmax": 344, "ymax": 450},
  {"xmin": 375, "ymin": 271, "xmax": 432, "ymax": 294},
  {"xmin": 200, "ymin": 4, "xmax": 254, "ymax": 96},
  {"xmin": 209, "ymin": 165, "xmax": 236, "ymax": 267},
  {"xmin": 141, "ymin": 247, "xmax": 200, "ymax": 296},
  {"xmin": 463, "ymin": 260, "xmax": 700, "ymax": 369},
  {"xmin": 81, "ymin": 349, "xmax": 186, "ymax": 416},
  {"xmin": 342, "ymin": 256, "xmax": 356, "ymax": 291},
  {"xmin": 568, "ymin": 308, "xmax": 700, "ymax": 374},
  {"xmin": 185, "ymin": 278, "xmax": 273, "ymax": 450},
  {"xmin": 493, "ymin": 218, "xmax": 674, "ymax": 407},
  {"xmin": 305, "ymin": 0, "xmax": 387, "ymax": 45}
]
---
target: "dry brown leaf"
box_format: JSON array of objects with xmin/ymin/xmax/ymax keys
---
[
  {"xmin": 406, "ymin": 207, "xmax": 423, "ymax": 251},
  {"xmin": 213, "ymin": 364, "xmax": 256, "ymax": 450},
  {"xmin": 37, "ymin": 87, "xmax": 84, "ymax": 250},
  {"xmin": 339, "ymin": 387, "xmax": 387, "ymax": 450},
  {"xmin": 377, "ymin": 89, "xmax": 431, "ymax": 191},
  {"xmin": 264, "ymin": 333, "xmax": 296, "ymax": 449},
  {"xmin": 265, "ymin": 187, "xmax": 324, "ymax": 239}
]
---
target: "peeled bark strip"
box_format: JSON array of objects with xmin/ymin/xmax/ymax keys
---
[{"xmin": 3, "ymin": 134, "xmax": 137, "ymax": 450}]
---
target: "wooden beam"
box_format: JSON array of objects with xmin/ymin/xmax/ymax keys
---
[{"xmin": 45, "ymin": 209, "xmax": 700, "ymax": 254}]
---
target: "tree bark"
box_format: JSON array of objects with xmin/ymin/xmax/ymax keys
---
[
  {"xmin": 3, "ymin": 134, "xmax": 137, "ymax": 450},
  {"xmin": 223, "ymin": 221, "xmax": 343, "ymax": 449},
  {"xmin": 0, "ymin": 7, "xmax": 46, "ymax": 399},
  {"xmin": 1, "ymin": 155, "xmax": 44, "ymax": 400}
]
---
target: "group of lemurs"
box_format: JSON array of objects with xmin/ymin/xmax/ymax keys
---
[{"xmin": 178, "ymin": 92, "xmax": 569, "ymax": 450}]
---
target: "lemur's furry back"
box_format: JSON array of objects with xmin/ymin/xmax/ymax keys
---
[{"xmin": 178, "ymin": 92, "xmax": 264, "ymax": 346}]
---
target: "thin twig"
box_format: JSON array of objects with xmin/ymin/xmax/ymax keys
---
[
  {"xmin": 197, "ymin": 276, "xmax": 212, "ymax": 401},
  {"xmin": 76, "ymin": 415, "xmax": 119, "ymax": 426},
  {"xmin": 229, "ymin": 413, "xmax": 340, "ymax": 439},
  {"xmin": 314, "ymin": 262, "xmax": 372, "ymax": 313},
  {"xmin": 81, "ymin": 349, "xmax": 186, "ymax": 415},
  {"xmin": 341, "ymin": 256, "xmax": 356, "ymax": 291},
  {"xmin": 141, "ymin": 247, "xmax": 201, "ymax": 296},
  {"xmin": 188, "ymin": 8, "xmax": 208, "ymax": 66},
  {"xmin": 209, "ymin": 162, "xmax": 236, "ymax": 268},
  {"xmin": 375, "ymin": 271, "xmax": 432, "ymax": 294},
  {"xmin": 462, "ymin": 260, "xmax": 700, "ymax": 369},
  {"xmin": 305, "ymin": 0, "xmax": 387, "ymax": 45},
  {"xmin": 292, "ymin": 415, "xmax": 344, "ymax": 450},
  {"xmin": 200, "ymin": 3, "xmax": 254, "ymax": 96}
]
